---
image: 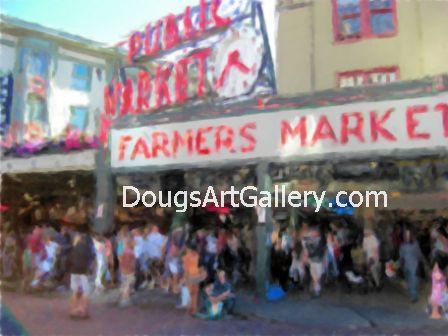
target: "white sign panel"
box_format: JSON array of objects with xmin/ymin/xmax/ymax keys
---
[{"xmin": 111, "ymin": 94, "xmax": 448, "ymax": 168}]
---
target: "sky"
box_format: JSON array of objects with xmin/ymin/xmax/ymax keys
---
[{"xmin": 0, "ymin": 0, "xmax": 276, "ymax": 51}]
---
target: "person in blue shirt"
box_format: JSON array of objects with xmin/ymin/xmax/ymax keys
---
[{"xmin": 211, "ymin": 269, "xmax": 235, "ymax": 315}]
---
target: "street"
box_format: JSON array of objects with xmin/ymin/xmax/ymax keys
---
[{"xmin": 2, "ymin": 285, "xmax": 447, "ymax": 336}]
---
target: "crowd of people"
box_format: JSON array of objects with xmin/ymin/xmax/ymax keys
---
[
  {"xmin": 269, "ymin": 217, "xmax": 448, "ymax": 319},
  {"xmin": 1, "ymin": 209, "xmax": 448, "ymax": 320},
  {"xmin": 0, "ymin": 211, "xmax": 249, "ymax": 320}
]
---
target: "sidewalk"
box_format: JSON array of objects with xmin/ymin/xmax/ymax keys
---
[
  {"xmin": 6, "ymin": 280, "xmax": 446, "ymax": 334},
  {"xmin": 235, "ymin": 282, "xmax": 448, "ymax": 333}
]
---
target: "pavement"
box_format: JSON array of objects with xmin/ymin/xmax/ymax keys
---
[{"xmin": 1, "ymin": 280, "xmax": 447, "ymax": 335}]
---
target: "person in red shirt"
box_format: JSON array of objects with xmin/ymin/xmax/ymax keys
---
[{"xmin": 119, "ymin": 238, "xmax": 136, "ymax": 306}]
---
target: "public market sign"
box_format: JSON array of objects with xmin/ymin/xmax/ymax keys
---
[
  {"xmin": 103, "ymin": 0, "xmax": 275, "ymax": 117},
  {"xmin": 110, "ymin": 94, "xmax": 448, "ymax": 168}
]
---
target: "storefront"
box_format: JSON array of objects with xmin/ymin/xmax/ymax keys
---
[
  {"xmin": 97, "ymin": 78, "xmax": 448, "ymax": 294},
  {"xmin": 93, "ymin": 0, "xmax": 448, "ymax": 295}
]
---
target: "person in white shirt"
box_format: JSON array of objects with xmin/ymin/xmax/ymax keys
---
[
  {"xmin": 92, "ymin": 235, "xmax": 107, "ymax": 292},
  {"xmin": 133, "ymin": 228, "xmax": 147, "ymax": 290},
  {"xmin": 362, "ymin": 228, "xmax": 381, "ymax": 289},
  {"xmin": 145, "ymin": 225, "xmax": 167, "ymax": 288}
]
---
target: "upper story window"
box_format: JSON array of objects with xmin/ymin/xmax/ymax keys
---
[
  {"xmin": 332, "ymin": 0, "xmax": 397, "ymax": 42},
  {"xmin": 337, "ymin": 66, "xmax": 399, "ymax": 88},
  {"xmin": 69, "ymin": 106, "xmax": 89, "ymax": 131},
  {"xmin": 71, "ymin": 63, "xmax": 92, "ymax": 91}
]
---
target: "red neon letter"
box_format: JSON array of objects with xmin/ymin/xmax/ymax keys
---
[
  {"xmin": 196, "ymin": 126, "xmax": 213, "ymax": 155},
  {"xmin": 152, "ymin": 131, "xmax": 170, "ymax": 158},
  {"xmin": 215, "ymin": 125, "xmax": 235, "ymax": 153},
  {"xmin": 128, "ymin": 32, "xmax": 142, "ymax": 63},
  {"xmin": 239, "ymin": 122, "xmax": 257, "ymax": 153},
  {"xmin": 435, "ymin": 103, "xmax": 448, "ymax": 138},
  {"xmin": 104, "ymin": 82, "xmax": 120, "ymax": 117},
  {"xmin": 341, "ymin": 112, "xmax": 364, "ymax": 144},
  {"xmin": 145, "ymin": 21, "xmax": 161, "ymax": 56},
  {"xmin": 199, "ymin": 0, "xmax": 207, "ymax": 31},
  {"xmin": 172, "ymin": 130, "xmax": 194, "ymax": 158},
  {"xmin": 281, "ymin": 118, "xmax": 307, "ymax": 147},
  {"xmin": 120, "ymin": 78, "xmax": 134, "ymax": 116},
  {"xmin": 174, "ymin": 58, "xmax": 189, "ymax": 104},
  {"xmin": 154, "ymin": 64, "xmax": 172, "ymax": 109},
  {"xmin": 370, "ymin": 108, "xmax": 397, "ymax": 142},
  {"xmin": 183, "ymin": 6, "xmax": 195, "ymax": 39},
  {"xmin": 210, "ymin": 0, "xmax": 231, "ymax": 27},
  {"xmin": 191, "ymin": 48, "xmax": 211, "ymax": 97},
  {"xmin": 99, "ymin": 113, "xmax": 111, "ymax": 146},
  {"xmin": 311, "ymin": 115, "xmax": 337, "ymax": 146},
  {"xmin": 406, "ymin": 105, "xmax": 430, "ymax": 140},
  {"xmin": 137, "ymin": 71, "xmax": 151, "ymax": 113},
  {"xmin": 131, "ymin": 137, "xmax": 151, "ymax": 160},
  {"xmin": 163, "ymin": 14, "xmax": 180, "ymax": 50},
  {"xmin": 118, "ymin": 135, "xmax": 132, "ymax": 161}
]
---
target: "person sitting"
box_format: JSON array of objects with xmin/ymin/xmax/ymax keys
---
[
  {"xmin": 197, "ymin": 282, "xmax": 224, "ymax": 320},
  {"xmin": 211, "ymin": 269, "xmax": 235, "ymax": 315}
]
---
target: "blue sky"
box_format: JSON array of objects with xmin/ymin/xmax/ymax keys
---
[{"xmin": 1, "ymin": 0, "xmax": 200, "ymax": 45}]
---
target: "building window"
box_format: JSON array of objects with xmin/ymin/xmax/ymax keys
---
[
  {"xmin": 71, "ymin": 63, "xmax": 92, "ymax": 91},
  {"xmin": 337, "ymin": 66, "xmax": 399, "ymax": 88},
  {"xmin": 69, "ymin": 106, "xmax": 89, "ymax": 131},
  {"xmin": 25, "ymin": 95, "xmax": 47, "ymax": 125},
  {"xmin": 332, "ymin": 0, "xmax": 397, "ymax": 42}
]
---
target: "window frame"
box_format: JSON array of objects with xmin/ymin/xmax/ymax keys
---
[
  {"xmin": 71, "ymin": 63, "xmax": 92, "ymax": 91},
  {"xmin": 336, "ymin": 66, "xmax": 400, "ymax": 88},
  {"xmin": 332, "ymin": 0, "xmax": 398, "ymax": 43}
]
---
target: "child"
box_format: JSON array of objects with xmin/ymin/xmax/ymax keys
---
[
  {"xmin": 118, "ymin": 238, "xmax": 136, "ymax": 307},
  {"xmin": 429, "ymin": 261, "xmax": 446, "ymax": 319}
]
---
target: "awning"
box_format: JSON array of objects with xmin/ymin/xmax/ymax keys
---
[{"xmin": 0, "ymin": 150, "xmax": 96, "ymax": 174}]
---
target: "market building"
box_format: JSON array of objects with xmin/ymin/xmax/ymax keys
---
[
  {"xmin": 94, "ymin": 0, "xmax": 448, "ymax": 297},
  {"xmin": 1, "ymin": 0, "xmax": 447, "ymax": 298},
  {"xmin": 0, "ymin": 15, "xmax": 119, "ymax": 228},
  {"xmin": 273, "ymin": 0, "xmax": 448, "ymax": 226},
  {"xmin": 276, "ymin": 0, "xmax": 448, "ymax": 93}
]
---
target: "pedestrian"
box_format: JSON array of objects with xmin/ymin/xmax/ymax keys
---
[
  {"xmin": 325, "ymin": 230, "xmax": 340, "ymax": 282},
  {"xmin": 55, "ymin": 226, "xmax": 72, "ymax": 288},
  {"xmin": 118, "ymin": 237, "xmax": 136, "ymax": 307},
  {"xmin": 303, "ymin": 224, "xmax": 325, "ymax": 297},
  {"xmin": 429, "ymin": 260, "xmax": 447, "ymax": 319},
  {"xmin": 362, "ymin": 228, "xmax": 382, "ymax": 290},
  {"xmin": 204, "ymin": 230, "xmax": 218, "ymax": 281},
  {"xmin": 289, "ymin": 248, "xmax": 305, "ymax": 287},
  {"xmin": 162, "ymin": 227, "xmax": 185, "ymax": 294},
  {"xmin": 68, "ymin": 233, "xmax": 94, "ymax": 319},
  {"xmin": 27, "ymin": 226, "xmax": 44, "ymax": 271},
  {"xmin": 92, "ymin": 235, "xmax": 107, "ymax": 293},
  {"xmin": 399, "ymin": 229, "xmax": 427, "ymax": 303},
  {"xmin": 182, "ymin": 244, "xmax": 203, "ymax": 315},
  {"xmin": 271, "ymin": 239, "xmax": 290, "ymax": 292},
  {"xmin": 146, "ymin": 224, "xmax": 167, "ymax": 288},
  {"xmin": 431, "ymin": 218, "xmax": 448, "ymax": 272},
  {"xmin": 132, "ymin": 228, "xmax": 147, "ymax": 291},
  {"xmin": 21, "ymin": 245, "xmax": 33, "ymax": 292}
]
